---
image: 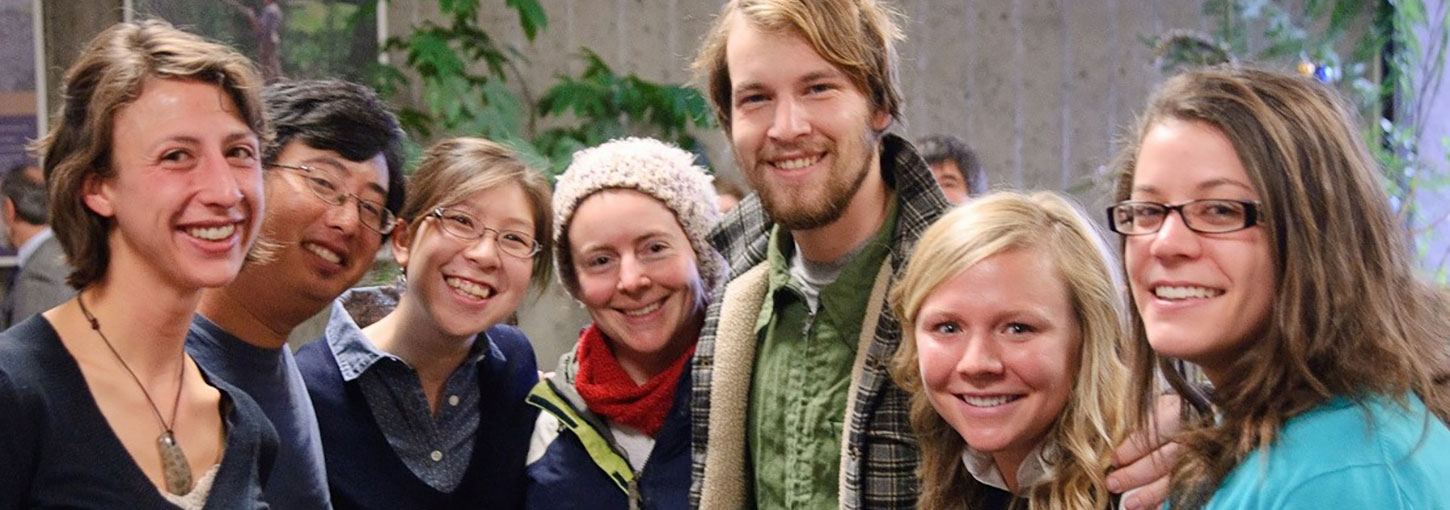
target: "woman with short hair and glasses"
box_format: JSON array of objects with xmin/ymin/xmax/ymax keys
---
[
  {"xmin": 1109, "ymin": 67, "xmax": 1450, "ymax": 509},
  {"xmin": 295, "ymin": 137, "xmax": 552, "ymax": 509}
]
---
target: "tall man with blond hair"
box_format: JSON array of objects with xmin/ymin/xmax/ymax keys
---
[
  {"xmin": 688, "ymin": 1, "xmax": 1178, "ymax": 509},
  {"xmin": 689, "ymin": 1, "xmax": 947, "ymax": 507}
]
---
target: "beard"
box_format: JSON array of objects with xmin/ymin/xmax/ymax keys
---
[{"xmin": 739, "ymin": 127, "xmax": 881, "ymax": 231}]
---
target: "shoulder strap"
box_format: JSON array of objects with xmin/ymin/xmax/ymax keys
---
[{"xmin": 525, "ymin": 380, "xmax": 635, "ymax": 493}]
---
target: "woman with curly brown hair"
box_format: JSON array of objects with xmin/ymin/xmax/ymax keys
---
[{"xmin": 1111, "ymin": 66, "xmax": 1450, "ymax": 508}]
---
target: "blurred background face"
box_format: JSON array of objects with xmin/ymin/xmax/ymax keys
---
[
  {"xmin": 568, "ymin": 189, "xmax": 704, "ymax": 370},
  {"xmin": 396, "ymin": 182, "xmax": 537, "ymax": 338},
  {"xmin": 1124, "ymin": 118, "xmax": 1275, "ymax": 383},
  {"xmin": 913, "ymin": 248, "xmax": 1078, "ymax": 471},
  {"xmin": 97, "ymin": 78, "xmax": 263, "ymax": 290},
  {"xmin": 929, "ymin": 160, "xmax": 969, "ymax": 204}
]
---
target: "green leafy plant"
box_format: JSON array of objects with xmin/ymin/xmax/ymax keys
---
[
  {"xmin": 532, "ymin": 49, "xmax": 713, "ymax": 175},
  {"xmin": 1147, "ymin": 0, "xmax": 1450, "ymax": 278},
  {"xmin": 373, "ymin": 0, "xmax": 713, "ymax": 178},
  {"xmin": 372, "ymin": 0, "xmax": 543, "ymax": 140}
]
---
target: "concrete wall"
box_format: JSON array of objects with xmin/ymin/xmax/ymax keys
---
[
  {"xmin": 381, "ymin": 0, "xmax": 1215, "ymax": 363},
  {"xmin": 387, "ymin": 0, "xmax": 1220, "ymax": 204}
]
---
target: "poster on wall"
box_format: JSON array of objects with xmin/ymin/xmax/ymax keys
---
[
  {"xmin": 0, "ymin": 0, "xmax": 37, "ymax": 174},
  {"xmin": 132, "ymin": 0, "xmax": 381, "ymax": 84}
]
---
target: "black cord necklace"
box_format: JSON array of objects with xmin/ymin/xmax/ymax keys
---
[{"xmin": 77, "ymin": 293, "xmax": 193, "ymax": 495}]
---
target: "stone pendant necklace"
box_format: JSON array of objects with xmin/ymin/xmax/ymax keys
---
[{"xmin": 78, "ymin": 294, "xmax": 193, "ymax": 496}]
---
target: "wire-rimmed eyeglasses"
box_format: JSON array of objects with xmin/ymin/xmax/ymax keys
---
[
  {"xmin": 271, "ymin": 163, "xmax": 396, "ymax": 235},
  {"xmin": 427, "ymin": 207, "xmax": 541, "ymax": 258}
]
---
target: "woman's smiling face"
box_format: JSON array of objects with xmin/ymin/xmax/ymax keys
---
[
  {"xmin": 395, "ymin": 182, "xmax": 538, "ymax": 338},
  {"xmin": 568, "ymin": 189, "xmax": 705, "ymax": 373},
  {"xmin": 914, "ymin": 247, "xmax": 1079, "ymax": 472},
  {"xmin": 96, "ymin": 78, "xmax": 263, "ymax": 290},
  {"xmin": 1124, "ymin": 118, "xmax": 1275, "ymax": 384}
]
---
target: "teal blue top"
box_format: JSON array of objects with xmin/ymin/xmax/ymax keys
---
[{"xmin": 1205, "ymin": 393, "xmax": 1450, "ymax": 509}]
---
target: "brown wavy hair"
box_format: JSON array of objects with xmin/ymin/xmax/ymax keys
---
[
  {"xmin": 890, "ymin": 191, "xmax": 1130, "ymax": 510},
  {"xmin": 1112, "ymin": 67, "xmax": 1450, "ymax": 509},
  {"xmin": 691, "ymin": 0, "xmax": 905, "ymax": 134},
  {"xmin": 32, "ymin": 19, "xmax": 266, "ymax": 289}
]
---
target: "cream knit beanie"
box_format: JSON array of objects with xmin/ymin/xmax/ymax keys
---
[{"xmin": 552, "ymin": 137, "xmax": 724, "ymax": 296}]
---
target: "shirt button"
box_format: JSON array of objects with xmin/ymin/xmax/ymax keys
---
[
  {"xmin": 448, "ymin": 395, "xmax": 460, "ymax": 406},
  {"xmin": 430, "ymin": 450, "xmax": 443, "ymax": 462}
]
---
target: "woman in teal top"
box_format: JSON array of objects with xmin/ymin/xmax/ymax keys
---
[{"xmin": 1108, "ymin": 66, "xmax": 1450, "ymax": 509}]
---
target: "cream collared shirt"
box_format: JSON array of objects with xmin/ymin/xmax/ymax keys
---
[{"xmin": 961, "ymin": 441, "xmax": 1057, "ymax": 494}]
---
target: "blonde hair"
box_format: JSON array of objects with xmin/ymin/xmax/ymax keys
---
[
  {"xmin": 1112, "ymin": 67, "xmax": 1450, "ymax": 509},
  {"xmin": 692, "ymin": 0, "xmax": 904, "ymax": 133},
  {"xmin": 34, "ymin": 20, "xmax": 266, "ymax": 289},
  {"xmin": 890, "ymin": 191, "xmax": 1130, "ymax": 510},
  {"xmin": 401, "ymin": 138, "xmax": 554, "ymax": 289}
]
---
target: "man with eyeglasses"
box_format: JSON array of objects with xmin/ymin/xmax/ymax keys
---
[{"xmin": 186, "ymin": 79, "xmax": 407, "ymax": 509}]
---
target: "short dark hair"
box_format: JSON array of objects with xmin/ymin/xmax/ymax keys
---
[
  {"xmin": 262, "ymin": 80, "xmax": 407, "ymax": 216},
  {"xmin": 2, "ymin": 164, "xmax": 48, "ymax": 225},
  {"xmin": 917, "ymin": 134, "xmax": 986, "ymax": 196}
]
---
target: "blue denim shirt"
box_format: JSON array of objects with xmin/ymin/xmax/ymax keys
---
[{"xmin": 325, "ymin": 286, "xmax": 498, "ymax": 492}]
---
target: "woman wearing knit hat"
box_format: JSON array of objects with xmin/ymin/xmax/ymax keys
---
[{"xmin": 524, "ymin": 137, "xmax": 723, "ymax": 510}]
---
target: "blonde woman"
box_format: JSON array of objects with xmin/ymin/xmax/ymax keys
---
[{"xmin": 890, "ymin": 191, "xmax": 1130, "ymax": 509}]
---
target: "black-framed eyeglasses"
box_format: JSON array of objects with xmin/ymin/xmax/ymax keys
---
[
  {"xmin": 427, "ymin": 207, "xmax": 541, "ymax": 259},
  {"xmin": 1106, "ymin": 199, "xmax": 1263, "ymax": 235},
  {"xmin": 271, "ymin": 163, "xmax": 396, "ymax": 235}
]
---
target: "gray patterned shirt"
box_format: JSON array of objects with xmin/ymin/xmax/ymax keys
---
[{"xmin": 325, "ymin": 286, "xmax": 497, "ymax": 492}]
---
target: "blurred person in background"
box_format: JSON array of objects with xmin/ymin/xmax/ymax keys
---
[
  {"xmin": 916, "ymin": 134, "xmax": 986, "ymax": 204},
  {"xmin": 1, "ymin": 162, "xmax": 74, "ymax": 328}
]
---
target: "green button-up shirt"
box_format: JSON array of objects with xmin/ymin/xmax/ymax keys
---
[{"xmin": 747, "ymin": 200, "xmax": 899, "ymax": 510}]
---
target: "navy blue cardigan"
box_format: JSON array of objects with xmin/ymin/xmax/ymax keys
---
[
  {"xmin": 0, "ymin": 315, "xmax": 277, "ymax": 509},
  {"xmin": 295, "ymin": 325, "xmax": 539, "ymax": 510}
]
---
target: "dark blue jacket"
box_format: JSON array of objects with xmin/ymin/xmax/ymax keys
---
[
  {"xmin": 296, "ymin": 323, "xmax": 538, "ymax": 510},
  {"xmin": 523, "ymin": 350, "xmax": 692, "ymax": 510}
]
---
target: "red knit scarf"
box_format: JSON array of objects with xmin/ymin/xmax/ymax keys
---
[{"xmin": 573, "ymin": 324, "xmax": 694, "ymax": 437}]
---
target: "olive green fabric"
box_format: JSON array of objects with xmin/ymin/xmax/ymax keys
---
[{"xmin": 747, "ymin": 200, "xmax": 899, "ymax": 510}]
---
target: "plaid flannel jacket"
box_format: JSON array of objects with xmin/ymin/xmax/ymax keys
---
[{"xmin": 689, "ymin": 134, "xmax": 950, "ymax": 509}]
